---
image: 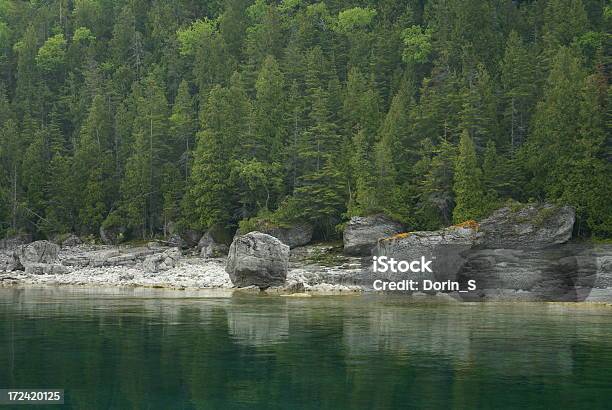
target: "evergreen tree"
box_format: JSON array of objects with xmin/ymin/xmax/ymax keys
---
[
  {"xmin": 452, "ymin": 130, "xmax": 486, "ymax": 223},
  {"xmin": 170, "ymin": 80, "xmax": 196, "ymax": 179}
]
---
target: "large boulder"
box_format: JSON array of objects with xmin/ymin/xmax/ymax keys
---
[
  {"xmin": 142, "ymin": 247, "xmax": 182, "ymax": 273},
  {"xmin": 198, "ymin": 232, "xmax": 229, "ymax": 258},
  {"xmin": 15, "ymin": 240, "xmax": 60, "ymax": 266},
  {"xmin": 226, "ymin": 232, "xmax": 289, "ymax": 289},
  {"xmin": 478, "ymin": 204, "xmax": 575, "ymax": 249},
  {"xmin": 261, "ymin": 223, "xmax": 313, "ymax": 249},
  {"xmin": 343, "ymin": 214, "xmax": 404, "ymax": 256}
]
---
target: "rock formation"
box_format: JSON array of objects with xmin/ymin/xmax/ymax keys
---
[
  {"xmin": 226, "ymin": 232, "xmax": 289, "ymax": 289},
  {"xmin": 142, "ymin": 248, "xmax": 182, "ymax": 273},
  {"xmin": 259, "ymin": 223, "xmax": 314, "ymax": 249},
  {"xmin": 343, "ymin": 214, "xmax": 404, "ymax": 256}
]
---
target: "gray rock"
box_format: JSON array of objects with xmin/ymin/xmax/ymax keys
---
[
  {"xmin": 143, "ymin": 247, "xmax": 182, "ymax": 273},
  {"xmin": 25, "ymin": 262, "xmax": 70, "ymax": 275},
  {"xmin": 198, "ymin": 232, "xmax": 229, "ymax": 258},
  {"xmin": 14, "ymin": 240, "xmax": 60, "ymax": 268},
  {"xmin": 478, "ymin": 204, "xmax": 575, "ymax": 249},
  {"xmin": 226, "ymin": 232, "xmax": 289, "ymax": 289},
  {"xmin": 374, "ymin": 226, "xmax": 481, "ymax": 286},
  {"xmin": 61, "ymin": 256, "xmax": 91, "ymax": 267},
  {"xmin": 343, "ymin": 214, "xmax": 405, "ymax": 256},
  {"xmin": 61, "ymin": 234, "xmax": 82, "ymax": 247},
  {"xmin": 100, "ymin": 225, "xmax": 126, "ymax": 245},
  {"xmin": 261, "ymin": 223, "xmax": 314, "ymax": 249}
]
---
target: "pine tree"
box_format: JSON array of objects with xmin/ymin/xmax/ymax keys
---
[
  {"xmin": 170, "ymin": 80, "xmax": 196, "ymax": 179},
  {"xmin": 74, "ymin": 94, "xmax": 114, "ymax": 234},
  {"xmin": 452, "ymin": 130, "xmax": 486, "ymax": 223},
  {"xmin": 251, "ymin": 55, "xmax": 285, "ymax": 162},
  {"xmin": 501, "ymin": 31, "xmax": 537, "ymax": 150},
  {"xmin": 187, "ymin": 75, "xmax": 251, "ymax": 230}
]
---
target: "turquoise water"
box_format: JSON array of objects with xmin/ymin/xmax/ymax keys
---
[{"xmin": 1, "ymin": 287, "xmax": 612, "ymax": 409}]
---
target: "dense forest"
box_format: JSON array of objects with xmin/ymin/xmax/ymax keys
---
[{"xmin": 0, "ymin": 0, "xmax": 609, "ymax": 242}]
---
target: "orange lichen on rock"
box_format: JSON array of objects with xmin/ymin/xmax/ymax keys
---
[
  {"xmin": 383, "ymin": 232, "xmax": 411, "ymax": 241},
  {"xmin": 452, "ymin": 220, "xmax": 479, "ymax": 230}
]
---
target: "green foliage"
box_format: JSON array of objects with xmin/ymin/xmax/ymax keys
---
[
  {"xmin": 452, "ymin": 130, "xmax": 486, "ymax": 223},
  {"xmin": 336, "ymin": 7, "xmax": 377, "ymax": 33},
  {"xmin": 401, "ymin": 25, "xmax": 432, "ymax": 65},
  {"xmin": 73, "ymin": 27, "xmax": 95, "ymax": 43},
  {"xmin": 177, "ymin": 18, "xmax": 217, "ymax": 56},
  {"xmin": 0, "ymin": 0, "xmax": 608, "ymax": 242},
  {"xmin": 36, "ymin": 33, "xmax": 66, "ymax": 72}
]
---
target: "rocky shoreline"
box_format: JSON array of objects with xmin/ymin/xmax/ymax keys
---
[
  {"xmin": 0, "ymin": 242, "xmax": 365, "ymax": 294},
  {"xmin": 1, "ymin": 203, "xmax": 611, "ymax": 301}
]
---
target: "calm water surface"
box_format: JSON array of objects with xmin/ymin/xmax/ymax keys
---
[{"xmin": 1, "ymin": 287, "xmax": 612, "ymax": 409}]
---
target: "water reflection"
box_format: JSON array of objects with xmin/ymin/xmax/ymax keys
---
[{"xmin": 1, "ymin": 287, "xmax": 612, "ymax": 409}]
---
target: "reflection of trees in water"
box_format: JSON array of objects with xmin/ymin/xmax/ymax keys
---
[{"xmin": 2, "ymin": 289, "xmax": 612, "ymax": 408}]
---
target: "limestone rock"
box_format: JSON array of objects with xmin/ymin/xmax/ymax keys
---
[
  {"xmin": 15, "ymin": 240, "xmax": 60, "ymax": 267},
  {"xmin": 478, "ymin": 204, "xmax": 575, "ymax": 249},
  {"xmin": 375, "ymin": 225, "xmax": 481, "ymax": 285},
  {"xmin": 260, "ymin": 223, "xmax": 314, "ymax": 249},
  {"xmin": 25, "ymin": 262, "xmax": 70, "ymax": 275},
  {"xmin": 143, "ymin": 247, "xmax": 182, "ymax": 273},
  {"xmin": 226, "ymin": 232, "xmax": 289, "ymax": 289},
  {"xmin": 343, "ymin": 214, "xmax": 404, "ymax": 256}
]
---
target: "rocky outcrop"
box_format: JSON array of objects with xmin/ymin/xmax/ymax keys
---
[
  {"xmin": 372, "ymin": 204, "xmax": 604, "ymax": 301},
  {"xmin": 142, "ymin": 248, "xmax": 182, "ymax": 273},
  {"xmin": 478, "ymin": 204, "xmax": 575, "ymax": 249},
  {"xmin": 5, "ymin": 240, "xmax": 65, "ymax": 274},
  {"xmin": 100, "ymin": 224, "xmax": 126, "ymax": 245},
  {"xmin": 15, "ymin": 240, "xmax": 60, "ymax": 266},
  {"xmin": 226, "ymin": 232, "xmax": 289, "ymax": 289},
  {"xmin": 343, "ymin": 214, "xmax": 404, "ymax": 256},
  {"xmin": 59, "ymin": 246, "xmax": 160, "ymax": 268},
  {"xmin": 198, "ymin": 232, "xmax": 229, "ymax": 258},
  {"xmin": 261, "ymin": 223, "xmax": 313, "ymax": 249},
  {"xmin": 375, "ymin": 224, "xmax": 481, "ymax": 284}
]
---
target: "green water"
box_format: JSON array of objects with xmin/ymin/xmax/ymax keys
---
[{"xmin": 1, "ymin": 287, "xmax": 612, "ymax": 409}]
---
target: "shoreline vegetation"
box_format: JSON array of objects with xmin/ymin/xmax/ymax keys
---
[{"xmin": 0, "ymin": 0, "xmax": 610, "ymax": 249}]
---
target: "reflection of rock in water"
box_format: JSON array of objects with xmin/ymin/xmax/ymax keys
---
[
  {"xmin": 340, "ymin": 301, "xmax": 607, "ymax": 378},
  {"xmin": 342, "ymin": 305, "xmax": 472, "ymax": 362},
  {"xmin": 226, "ymin": 300, "xmax": 289, "ymax": 347},
  {"xmin": 465, "ymin": 304, "xmax": 583, "ymax": 377}
]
